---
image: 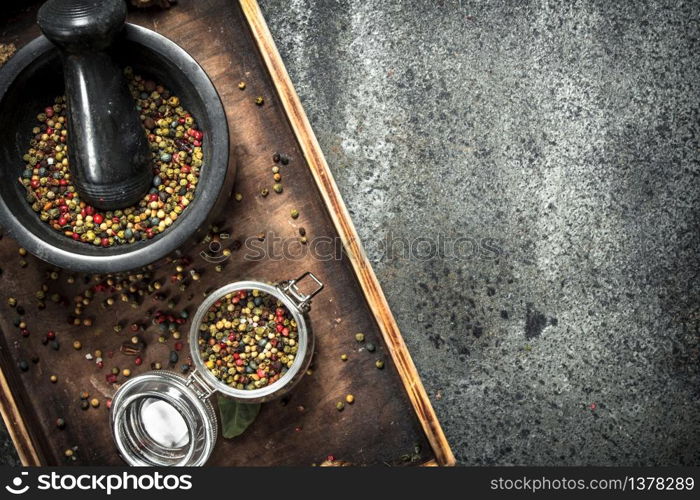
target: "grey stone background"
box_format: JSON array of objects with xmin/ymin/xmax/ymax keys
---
[{"xmin": 1, "ymin": 0, "xmax": 699, "ymax": 465}]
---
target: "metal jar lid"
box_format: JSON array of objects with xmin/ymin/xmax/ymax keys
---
[{"xmin": 110, "ymin": 272, "xmax": 323, "ymax": 466}]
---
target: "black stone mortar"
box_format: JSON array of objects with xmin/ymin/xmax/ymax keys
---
[{"xmin": 0, "ymin": 24, "xmax": 233, "ymax": 273}]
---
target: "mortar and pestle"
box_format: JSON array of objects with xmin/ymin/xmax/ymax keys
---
[{"xmin": 0, "ymin": 0, "xmax": 232, "ymax": 273}]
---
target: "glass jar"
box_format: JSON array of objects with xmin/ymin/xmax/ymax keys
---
[{"xmin": 110, "ymin": 272, "xmax": 323, "ymax": 466}]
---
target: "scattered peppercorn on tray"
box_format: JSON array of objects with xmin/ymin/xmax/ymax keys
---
[{"xmin": 0, "ymin": 0, "xmax": 455, "ymax": 466}]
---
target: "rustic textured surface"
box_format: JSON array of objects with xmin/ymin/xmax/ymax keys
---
[
  {"xmin": 2, "ymin": 0, "xmax": 700, "ymax": 466},
  {"xmin": 256, "ymin": 0, "xmax": 700, "ymax": 466},
  {"xmin": 0, "ymin": 0, "xmax": 433, "ymax": 466}
]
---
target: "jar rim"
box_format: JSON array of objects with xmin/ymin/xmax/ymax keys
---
[
  {"xmin": 110, "ymin": 371, "xmax": 217, "ymax": 466},
  {"xmin": 187, "ymin": 280, "xmax": 310, "ymax": 402}
]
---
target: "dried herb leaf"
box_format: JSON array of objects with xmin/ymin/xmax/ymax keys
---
[{"xmin": 218, "ymin": 397, "xmax": 261, "ymax": 439}]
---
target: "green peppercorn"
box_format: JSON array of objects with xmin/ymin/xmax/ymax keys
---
[
  {"xmin": 355, "ymin": 333, "xmax": 365, "ymax": 342},
  {"xmin": 336, "ymin": 401, "xmax": 345, "ymax": 411},
  {"xmin": 300, "ymin": 236, "xmax": 307, "ymax": 244},
  {"xmin": 260, "ymin": 188, "xmax": 269, "ymax": 197},
  {"xmin": 80, "ymin": 400, "xmax": 89, "ymax": 410},
  {"xmin": 238, "ymin": 81, "xmax": 246, "ymax": 90},
  {"xmin": 235, "ymin": 193, "xmax": 243, "ymax": 202},
  {"xmin": 366, "ymin": 342, "xmax": 376, "ymax": 352},
  {"xmin": 290, "ymin": 209, "xmax": 299, "ymax": 219},
  {"xmin": 7, "ymin": 297, "xmax": 17, "ymax": 308},
  {"xmin": 375, "ymin": 360, "xmax": 385, "ymax": 369},
  {"xmin": 255, "ymin": 96, "xmax": 264, "ymax": 105},
  {"xmin": 273, "ymin": 183, "xmax": 283, "ymax": 193}
]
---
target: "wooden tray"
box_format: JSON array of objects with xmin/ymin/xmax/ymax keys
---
[{"xmin": 0, "ymin": 0, "xmax": 454, "ymax": 466}]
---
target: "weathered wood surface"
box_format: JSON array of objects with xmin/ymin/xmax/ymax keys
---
[{"xmin": 0, "ymin": 0, "xmax": 454, "ymax": 466}]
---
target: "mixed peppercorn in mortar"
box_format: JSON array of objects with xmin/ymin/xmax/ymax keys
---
[
  {"xmin": 198, "ymin": 289, "xmax": 299, "ymax": 390},
  {"xmin": 19, "ymin": 67, "xmax": 203, "ymax": 246}
]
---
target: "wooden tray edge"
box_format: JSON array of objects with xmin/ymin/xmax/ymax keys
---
[
  {"xmin": 239, "ymin": 0, "xmax": 456, "ymax": 467},
  {"xmin": 0, "ymin": 356, "xmax": 41, "ymax": 465}
]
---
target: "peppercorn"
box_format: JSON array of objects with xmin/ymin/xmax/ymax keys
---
[
  {"xmin": 7, "ymin": 297, "xmax": 17, "ymax": 307},
  {"xmin": 300, "ymin": 236, "xmax": 307, "ymax": 244},
  {"xmin": 215, "ymin": 264, "xmax": 224, "ymax": 272},
  {"xmin": 64, "ymin": 449, "xmax": 73, "ymax": 457},
  {"xmin": 82, "ymin": 318, "xmax": 93, "ymax": 327},
  {"xmin": 346, "ymin": 394, "xmax": 355, "ymax": 404},
  {"xmin": 355, "ymin": 333, "xmax": 365, "ymax": 342},
  {"xmin": 79, "ymin": 391, "xmax": 89, "ymax": 400},
  {"xmin": 340, "ymin": 354, "xmax": 348, "ymax": 361},
  {"xmin": 72, "ymin": 340, "xmax": 82, "ymax": 350},
  {"xmin": 18, "ymin": 247, "xmax": 27, "ymax": 256},
  {"xmin": 90, "ymin": 398, "xmax": 100, "ymax": 408},
  {"xmin": 122, "ymin": 368, "xmax": 131, "ymax": 377},
  {"xmin": 198, "ymin": 288, "xmax": 300, "ymax": 391},
  {"xmin": 21, "ymin": 75, "xmax": 203, "ymax": 247},
  {"xmin": 255, "ymin": 96, "xmax": 264, "ymax": 105},
  {"xmin": 375, "ymin": 360, "xmax": 385, "ymax": 369},
  {"xmin": 80, "ymin": 400, "xmax": 89, "ymax": 410},
  {"xmin": 290, "ymin": 209, "xmax": 299, "ymax": 219},
  {"xmin": 18, "ymin": 360, "xmax": 29, "ymax": 371},
  {"xmin": 273, "ymin": 173, "xmax": 282, "ymax": 182},
  {"xmin": 280, "ymin": 155, "xmax": 290, "ymax": 165},
  {"xmin": 235, "ymin": 193, "xmax": 243, "ymax": 202},
  {"xmin": 50, "ymin": 375, "xmax": 58, "ymax": 383},
  {"xmin": 336, "ymin": 401, "xmax": 344, "ymax": 411},
  {"xmin": 299, "ymin": 227, "xmax": 306, "ymax": 237},
  {"xmin": 56, "ymin": 418, "xmax": 66, "ymax": 429},
  {"xmin": 111, "ymin": 367, "xmax": 119, "ymax": 375},
  {"xmin": 273, "ymin": 153, "xmax": 281, "ymax": 163},
  {"xmin": 19, "ymin": 259, "xmax": 27, "ymax": 268},
  {"xmin": 273, "ymin": 183, "xmax": 283, "ymax": 193},
  {"xmin": 238, "ymin": 81, "xmax": 246, "ymax": 90}
]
